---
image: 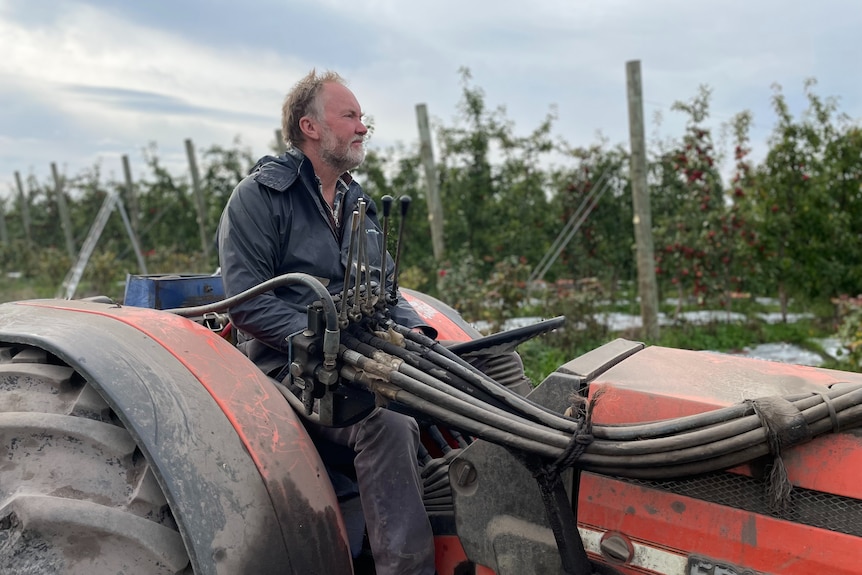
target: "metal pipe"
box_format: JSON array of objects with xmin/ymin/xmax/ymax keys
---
[
  {"xmin": 340, "ymin": 210, "xmax": 361, "ymax": 325},
  {"xmin": 165, "ymin": 273, "xmax": 340, "ymax": 369}
]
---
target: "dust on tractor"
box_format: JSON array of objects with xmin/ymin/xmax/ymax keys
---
[{"xmin": 1, "ymin": 197, "xmax": 861, "ymax": 575}]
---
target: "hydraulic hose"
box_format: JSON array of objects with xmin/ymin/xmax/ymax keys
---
[
  {"xmin": 587, "ymin": 385, "xmax": 862, "ymax": 456},
  {"xmin": 588, "ymin": 403, "xmax": 862, "ymax": 480},
  {"xmin": 339, "ymin": 346, "xmax": 574, "ymax": 450},
  {"xmin": 166, "ymin": 272, "xmax": 341, "ymax": 370},
  {"xmin": 342, "ymin": 363, "xmax": 563, "ymax": 459},
  {"xmin": 348, "ymin": 330, "xmax": 517, "ymax": 414},
  {"xmin": 395, "ymin": 325, "xmax": 585, "ymax": 434},
  {"xmin": 337, "ymin": 327, "xmax": 862, "ymax": 479},
  {"xmin": 593, "ymin": 387, "xmax": 857, "ymax": 441}
]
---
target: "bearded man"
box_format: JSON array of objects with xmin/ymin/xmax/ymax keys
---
[{"xmin": 217, "ymin": 70, "xmax": 437, "ymax": 575}]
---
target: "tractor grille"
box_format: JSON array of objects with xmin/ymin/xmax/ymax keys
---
[{"xmin": 622, "ymin": 472, "xmax": 862, "ymax": 538}]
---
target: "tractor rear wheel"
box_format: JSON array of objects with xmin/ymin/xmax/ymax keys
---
[{"xmin": 0, "ymin": 343, "xmax": 192, "ymax": 574}]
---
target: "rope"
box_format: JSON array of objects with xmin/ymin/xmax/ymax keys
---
[
  {"xmin": 531, "ymin": 390, "xmax": 602, "ymax": 489},
  {"xmin": 512, "ymin": 393, "xmax": 603, "ymax": 575},
  {"xmin": 820, "ymin": 392, "xmax": 841, "ymax": 434},
  {"xmin": 745, "ymin": 396, "xmax": 811, "ymax": 512}
]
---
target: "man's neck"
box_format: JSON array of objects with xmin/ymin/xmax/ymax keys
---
[
  {"xmin": 317, "ymin": 172, "xmax": 341, "ymax": 206},
  {"xmin": 298, "ymin": 147, "xmax": 341, "ymax": 207}
]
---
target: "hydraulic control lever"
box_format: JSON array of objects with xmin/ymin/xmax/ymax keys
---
[
  {"xmin": 352, "ymin": 200, "xmax": 370, "ymax": 318},
  {"xmin": 379, "ymin": 195, "xmax": 394, "ymax": 309},
  {"xmin": 389, "ymin": 195, "xmax": 411, "ymax": 304},
  {"xmin": 339, "ymin": 209, "xmax": 361, "ymax": 327},
  {"xmin": 361, "ymin": 201, "xmax": 375, "ymax": 313}
]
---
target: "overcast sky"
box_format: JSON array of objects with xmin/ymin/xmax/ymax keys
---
[{"xmin": 1, "ymin": 0, "xmax": 860, "ymax": 202}]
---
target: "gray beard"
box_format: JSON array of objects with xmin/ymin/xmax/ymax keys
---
[{"xmin": 321, "ymin": 133, "xmax": 366, "ymax": 173}]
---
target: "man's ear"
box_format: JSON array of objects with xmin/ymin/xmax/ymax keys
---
[{"xmin": 299, "ymin": 116, "xmax": 320, "ymax": 141}]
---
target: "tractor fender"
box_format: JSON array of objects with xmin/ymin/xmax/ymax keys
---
[
  {"xmin": 0, "ymin": 299, "xmax": 352, "ymax": 575},
  {"xmin": 401, "ymin": 288, "xmax": 479, "ymax": 342}
]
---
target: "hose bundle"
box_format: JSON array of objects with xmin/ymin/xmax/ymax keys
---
[{"xmin": 336, "ymin": 320, "xmax": 862, "ymax": 481}]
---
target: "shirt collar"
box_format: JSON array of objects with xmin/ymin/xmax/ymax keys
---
[{"xmin": 333, "ymin": 177, "xmax": 350, "ymax": 228}]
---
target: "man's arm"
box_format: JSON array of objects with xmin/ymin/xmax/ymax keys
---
[{"xmin": 218, "ymin": 180, "xmax": 307, "ymax": 352}]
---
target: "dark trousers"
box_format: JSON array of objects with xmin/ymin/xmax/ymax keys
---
[{"xmin": 307, "ymin": 408, "xmax": 436, "ymax": 575}]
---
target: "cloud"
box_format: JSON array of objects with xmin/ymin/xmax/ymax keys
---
[
  {"xmin": 0, "ymin": 1, "xmax": 303, "ymax": 189},
  {"xmin": 0, "ymin": 3, "xmax": 296, "ymax": 118},
  {"xmin": 62, "ymin": 85, "xmax": 272, "ymax": 124},
  {"xmin": 0, "ymin": 0, "xmax": 860, "ymax": 201}
]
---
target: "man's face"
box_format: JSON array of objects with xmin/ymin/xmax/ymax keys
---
[{"xmin": 317, "ymin": 83, "xmax": 368, "ymax": 173}]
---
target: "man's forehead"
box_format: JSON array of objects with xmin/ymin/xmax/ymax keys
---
[{"xmin": 322, "ymin": 82, "xmax": 361, "ymax": 112}]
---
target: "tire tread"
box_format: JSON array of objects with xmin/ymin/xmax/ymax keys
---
[{"xmin": 0, "ymin": 343, "xmax": 190, "ymax": 574}]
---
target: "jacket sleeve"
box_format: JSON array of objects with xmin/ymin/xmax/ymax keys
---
[{"xmin": 217, "ymin": 178, "xmax": 307, "ymax": 352}]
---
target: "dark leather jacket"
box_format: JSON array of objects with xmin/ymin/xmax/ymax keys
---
[{"xmin": 217, "ymin": 149, "xmax": 429, "ymax": 376}]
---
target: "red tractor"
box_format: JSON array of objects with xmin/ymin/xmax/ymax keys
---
[{"xmin": 0, "ymin": 271, "xmax": 860, "ymax": 574}]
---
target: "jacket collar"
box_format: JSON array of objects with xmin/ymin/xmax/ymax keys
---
[{"xmin": 251, "ymin": 147, "xmax": 356, "ymax": 197}]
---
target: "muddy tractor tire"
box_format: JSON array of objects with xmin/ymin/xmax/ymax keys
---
[
  {"xmin": 0, "ymin": 300, "xmax": 353, "ymax": 575},
  {"xmin": 0, "ymin": 344, "xmax": 191, "ymax": 574}
]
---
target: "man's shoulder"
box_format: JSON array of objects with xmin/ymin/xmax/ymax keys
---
[{"xmin": 247, "ymin": 154, "xmax": 302, "ymax": 193}]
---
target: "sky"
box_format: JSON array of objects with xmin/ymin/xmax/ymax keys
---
[{"xmin": 1, "ymin": 0, "xmax": 860, "ymax": 203}]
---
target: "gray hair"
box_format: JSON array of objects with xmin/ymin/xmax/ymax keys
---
[{"xmin": 281, "ymin": 69, "xmax": 346, "ymax": 148}]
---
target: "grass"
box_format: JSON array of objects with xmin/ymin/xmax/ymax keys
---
[
  {"xmin": 0, "ymin": 277, "xmax": 51, "ymax": 303},
  {"xmin": 519, "ymin": 339, "xmax": 573, "ymax": 386},
  {"xmin": 0, "ymin": 273, "xmax": 126, "ymax": 304},
  {"xmin": 648, "ymin": 318, "xmax": 829, "ymax": 354}
]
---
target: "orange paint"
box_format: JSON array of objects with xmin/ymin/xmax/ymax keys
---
[
  {"xmin": 579, "ymin": 473, "xmax": 862, "ymax": 575},
  {"xmin": 19, "ymin": 301, "xmax": 340, "ymax": 518}
]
